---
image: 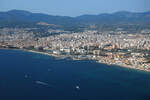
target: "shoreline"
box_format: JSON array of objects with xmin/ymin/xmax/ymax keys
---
[{"xmin": 0, "ymin": 48, "xmax": 150, "ymax": 73}]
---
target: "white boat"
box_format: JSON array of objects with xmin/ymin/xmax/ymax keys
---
[{"xmin": 76, "ymin": 85, "xmax": 80, "ymax": 90}]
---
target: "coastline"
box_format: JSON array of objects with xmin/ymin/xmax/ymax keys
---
[
  {"xmin": 0, "ymin": 48, "xmax": 150, "ymax": 73},
  {"xmin": 22, "ymin": 50, "xmax": 150, "ymax": 73}
]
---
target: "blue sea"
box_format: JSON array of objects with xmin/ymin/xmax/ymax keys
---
[{"xmin": 0, "ymin": 49, "xmax": 150, "ymax": 100}]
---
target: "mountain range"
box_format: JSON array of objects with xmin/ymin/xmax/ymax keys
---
[{"xmin": 0, "ymin": 10, "xmax": 150, "ymax": 27}]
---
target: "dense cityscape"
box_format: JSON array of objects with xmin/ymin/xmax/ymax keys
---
[{"xmin": 0, "ymin": 26, "xmax": 150, "ymax": 72}]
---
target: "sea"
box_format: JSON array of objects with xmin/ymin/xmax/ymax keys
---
[{"xmin": 0, "ymin": 49, "xmax": 150, "ymax": 100}]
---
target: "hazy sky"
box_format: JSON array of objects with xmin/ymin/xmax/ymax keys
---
[{"xmin": 0, "ymin": 0, "xmax": 150, "ymax": 16}]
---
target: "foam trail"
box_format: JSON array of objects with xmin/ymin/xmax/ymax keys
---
[
  {"xmin": 35, "ymin": 81, "xmax": 57, "ymax": 89},
  {"xmin": 35, "ymin": 81, "xmax": 49, "ymax": 86},
  {"xmin": 35, "ymin": 81, "xmax": 68, "ymax": 92}
]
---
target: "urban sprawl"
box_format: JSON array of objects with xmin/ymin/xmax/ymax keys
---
[{"xmin": 0, "ymin": 27, "xmax": 150, "ymax": 72}]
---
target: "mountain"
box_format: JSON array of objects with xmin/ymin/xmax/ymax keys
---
[
  {"xmin": 0, "ymin": 10, "xmax": 75, "ymax": 27},
  {"xmin": 76, "ymin": 11, "xmax": 150, "ymax": 24},
  {"xmin": 0, "ymin": 10, "xmax": 150, "ymax": 28}
]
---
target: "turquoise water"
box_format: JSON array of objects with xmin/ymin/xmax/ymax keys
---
[{"xmin": 0, "ymin": 49, "xmax": 150, "ymax": 100}]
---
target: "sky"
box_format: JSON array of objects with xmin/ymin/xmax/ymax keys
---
[{"xmin": 0, "ymin": 0, "xmax": 150, "ymax": 16}]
